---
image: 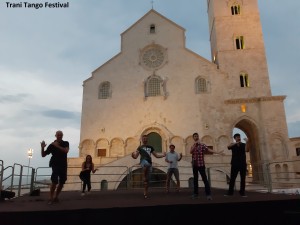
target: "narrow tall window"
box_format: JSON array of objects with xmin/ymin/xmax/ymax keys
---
[
  {"xmin": 196, "ymin": 77, "xmax": 207, "ymax": 93},
  {"xmin": 213, "ymin": 52, "xmax": 218, "ymax": 65},
  {"xmin": 231, "ymin": 5, "xmax": 241, "ymax": 15},
  {"xmin": 150, "ymin": 24, "xmax": 156, "ymax": 34},
  {"xmin": 98, "ymin": 81, "xmax": 111, "ymax": 99},
  {"xmin": 235, "ymin": 36, "xmax": 244, "ymax": 49},
  {"xmin": 240, "ymin": 73, "xmax": 249, "ymax": 87}
]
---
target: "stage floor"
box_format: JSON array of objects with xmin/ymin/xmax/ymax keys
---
[
  {"xmin": 0, "ymin": 187, "xmax": 299, "ymax": 211},
  {"xmin": 1, "ymin": 188, "xmax": 300, "ymax": 225}
]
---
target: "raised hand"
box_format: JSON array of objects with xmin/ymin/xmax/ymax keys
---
[{"xmin": 40, "ymin": 140, "xmax": 47, "ymax": 148}]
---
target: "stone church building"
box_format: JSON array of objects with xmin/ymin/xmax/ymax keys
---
[{"xmin": 68, "ymin": 0, "xmax": 300, "ymax": 190}]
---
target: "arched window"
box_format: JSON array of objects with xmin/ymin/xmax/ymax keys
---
[
  {"xmin": 144, "ymin": 74, "xmax": 168, "ymax": 99},
  {"xmin": 283, "ymin": 164, "xmax": 289, "ymax": 181},
  {"xmin": 150, "ymin": 24, "xmax": 156, "ymax": 34},
  {"xmin": 239, "ymin": 73, "xmax": 249, "ymax": 87},
  {"xmin": 296, "ymin": 147, "xmax": 300, "ymax": 156},
  {"xmin": 235, "ymin": 36, "xmax": 244, "ymax": 49},
  {"xmin": 231, "ymin": 4, "xmax": 241, "ymax": 15},
  {"xmin": 275, "ymin": 164, "xmax": 281, "ymax": 181},
  {"xmin": 147, "ymin": 77, "xmax": 161, "ymax": 96},
  {"xmin": 195, "ymin": 77, "xmax": 208, "ymax": 93},
  {"xmin": 98, "ymin": 81, "xmax": 111, "ymax": 99},
  {"xmin": 145, "ymin": 74, "xmax": 167, "ymax": 98}
]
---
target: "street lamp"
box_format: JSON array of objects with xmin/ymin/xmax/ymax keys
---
[{"xmin": 27, "ymin": 148, "xmax": 33, "ymax": 185}]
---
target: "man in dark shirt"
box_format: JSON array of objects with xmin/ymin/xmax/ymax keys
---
[
  {"xmin": 41, "ymin": 130, "xmax": 69, "ymax": 204},
  {"xmin": 225, "ymin": 133, "xmax": 248, "ymax": 197},
  {"xmin": 131, "ymin": 134, "xmax": 165, "ymax": 199}
]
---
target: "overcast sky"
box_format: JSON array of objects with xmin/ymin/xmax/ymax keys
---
[{"xmin": 0, "ymin": 0, "xmax": 299, "ymax": 169}]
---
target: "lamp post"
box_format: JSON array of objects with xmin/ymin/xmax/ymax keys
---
[{"xmin": 27, "ymin": 148, "xmax": 33, "ymax": 185}]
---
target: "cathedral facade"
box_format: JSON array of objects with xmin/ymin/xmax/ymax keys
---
[{"xmin": 68, "ymin": 0, "xmax": 299, "ymax": 189}]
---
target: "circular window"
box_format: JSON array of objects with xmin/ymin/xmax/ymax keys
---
[{"xmin": 140, "ymin": 45, "xmax": 166, "ymax": 70}]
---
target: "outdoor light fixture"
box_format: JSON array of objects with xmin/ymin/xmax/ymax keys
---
[
  {"xmin": 27, "ymin": 148, "xmax": 33, "ymax": 184},
  {"xmin": 241, "ymin": 104, "xmax": 246, "ymax": 113}
]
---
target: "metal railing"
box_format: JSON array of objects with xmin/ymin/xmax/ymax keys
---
[{"xmin": 1, "ymin": 159, "xmax": 300, "ymax": 197}]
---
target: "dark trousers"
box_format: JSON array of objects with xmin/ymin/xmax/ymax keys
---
[
  {"xmin": 192, "ymin": 166, "xmax": 211, "ymax": 196},
  {"xmin": 82, "ymin": 174, "xmax": 91, "ymax": 192},
  {"xmin": 228, "ymin": 164, "xmax": 247, "ymax": 195}
]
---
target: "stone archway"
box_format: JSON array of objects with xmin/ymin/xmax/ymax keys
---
[
  {"xmin": 234, "ymin": 118, "xmax": 263, "ymax": 183},
  {"xmin": 117, "ymin": 167, "xmax": 167, "ymax": 189},
  {"xmin": 136, "ymin": 122, "xmax": 173, "ymax": 153},
  {"xmin": 147, "ymin": 132, "xmax": 162, "ymax": 153}
]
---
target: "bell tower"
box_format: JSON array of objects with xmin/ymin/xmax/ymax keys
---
[{"xmin": 207, "ymin": 0, "xmax": 272, "ymax": 98}]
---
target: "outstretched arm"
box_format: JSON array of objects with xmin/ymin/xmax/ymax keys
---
[
  {"xmin": 152, "ymin": 151, "xmax": 166, "ymax": 158},
  {"xmin": 208, "ymin": 148, "xmax": 225, "ymax": 155}
]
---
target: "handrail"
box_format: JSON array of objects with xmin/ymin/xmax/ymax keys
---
[
  {"xmin": 1, "ymin": 159, "xmax": 300, "ymax": 197},
  {"xmin": 1, "ymin": 166, "xmax": 13, "ymax": 190},
  {"xmin": 12, "ymin": 163, "xmax": 24, "ymax": 197},
  {"xmin": 0, "ymin": 160, "xmax": 3, "ymax": 189}
]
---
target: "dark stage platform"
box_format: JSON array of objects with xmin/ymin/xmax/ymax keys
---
[{"xmin": 0, "ymin": 188, "xmax": 299, "ymax": 225}]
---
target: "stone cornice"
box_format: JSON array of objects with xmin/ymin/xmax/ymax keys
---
[
  {"xmin": 224, "ymin": 96, "xmax": 286, "ymax": 104},
  {"xmin": 290, "ymin": 137, "xmax": 300, "ymax": 141}
]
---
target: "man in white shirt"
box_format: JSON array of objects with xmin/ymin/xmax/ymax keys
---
[{"xmin": 165, "ymin": 144, "xmax": 182, "ymax": 193}]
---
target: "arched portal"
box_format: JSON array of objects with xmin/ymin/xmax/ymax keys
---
[
  {"xmin": 117, "ymin": 167, "xmax": 166, "ymax": 189},
  {"xmin": 233, "ymin": 118, "xmax": 263, "ymax": 183},
  {"xmin": 116, "ymin": 128, "xmax": 167, "ymax": 190},
  {"xmin": 147, "ymin": 132, "xmax": 162, "ymax": 152}
]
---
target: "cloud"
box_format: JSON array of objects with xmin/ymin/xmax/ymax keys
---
[
  {"xmin": 0, "ymin": 93, "xmax": 30, "ymax": 103},
  {"xmin": 41, "ymin": 109, "xmax": 80, "ymax": 120},
  {"xmin": 0, "ymin": 67, "xmax": 82, "ymax": 167},
  {"xmin": 0, "ymin": 0, "xmax": 299, "ymax": 169}
]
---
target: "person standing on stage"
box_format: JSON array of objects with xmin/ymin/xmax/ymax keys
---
[
  {"xmin": 165, "ymin": 144, "xmax": 182, "ymax": 193},
  {"xmin": 132, "ymin": 134, "xmax": 166, "ymax": 199},
  {"xmin": 225, "ymin": 133, "xmax": 248, "ymax": 197},
  {"xmin": 41, "ymin": 130, "xmax": 69, "ymax": 204}
]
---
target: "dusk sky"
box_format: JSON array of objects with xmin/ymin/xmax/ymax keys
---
[{"xmin": 0, "ymin": 0, "xmax": 299, "ymax": 168}]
